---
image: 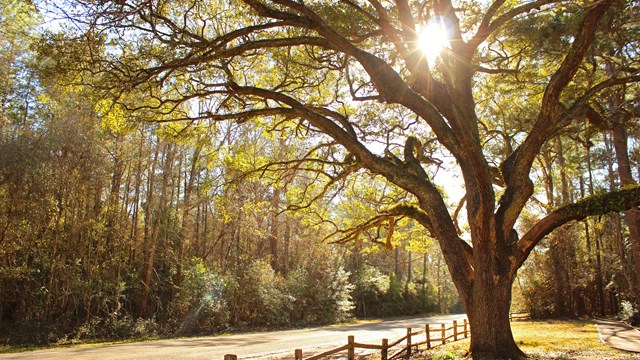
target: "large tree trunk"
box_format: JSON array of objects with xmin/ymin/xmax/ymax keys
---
[{"xmin": 466, "ymin": 257, "xmax": 525, "ymax": 360}]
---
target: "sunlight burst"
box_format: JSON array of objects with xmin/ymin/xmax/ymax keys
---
[{"xmin": 417, "ymin": 19, "xmax": 451, "ymax": 63}]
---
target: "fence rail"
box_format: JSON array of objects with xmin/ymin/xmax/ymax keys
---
[
  {"xmin": 223, "ymin": 312, "xmax": 530, "ymax": 360},
  {"xmin": 509, "ymin": 312, "xmax": 531, "ymax": 321}
]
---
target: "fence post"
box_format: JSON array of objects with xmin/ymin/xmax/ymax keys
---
[
  {"xmin": 441, "ymin": 323, "xmax": 446, "ymax": 345},
  {"xmin": 406, "ymin": 327, "xmax": 412, "ymax": 359},
  {"xmin": 295, "ymin": 349, "xmax": 303, "ymax": 360},
  {"xmin": 425, "ymin": 324, "xmax": 431, "ymax": 349},
  {"xmin": 224, "ymin": 355, "xmax": 237, "ymax": 360},
  {"xmin": 453, "ymin": 320, "xmax": 458, "ymax": 341},
  {"xmin": 464, "ymin": 319, "xmax": 468, "ymax": 338},
  {"xmin": 348, "ymin": 335, "xmax": 355, "ymax": 360},
  {"xmin": 382, "ymin": 338, "xmax": 388, "ymax": 360}
]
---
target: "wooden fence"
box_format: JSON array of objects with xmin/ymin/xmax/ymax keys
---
[
  {"xmin": 224, "ymin": 319, "xmax": 468, "ymax": 360},
  {"xmin": 223, "ymin": 313, "xmax": 530, "ymax": 360},
  {"xmin": 509, "ymin": 312, "xmax": 531, "ymax": 321}
]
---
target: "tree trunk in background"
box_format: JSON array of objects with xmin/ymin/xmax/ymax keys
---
[
  {"xmin": 394, "ymin": 246, "xmax": 400, "ymax": 279},
  {"xmin": 586, "ymin": 144, "xmax": 606, "ymax": 315},
  {"xmin": 557, "ymin": 141, "xmax": 570, "ymax": 205},
  {"xmin": 107, "ymin": 134, "xmax": 125, "ymax": 288},
  {"xmin": 174, "ymin": 146, "xmax": 201, "ymax": 295},
  {"xmin": 436, "ymin": 255, "xmax": 442, "ymax": 313},
  {"xmin": 595, "ymin": 228, "xmax": 606, "ymax": 315},
  {"xmin": 558, "ymin": 141, "xmax": 578, "ymax": 313},
  {"xmin": 139, "ymin": 142, "xmax": 160, "ymax": 318},
  {"xmin": 602, "ymin": 131, "xmax": 633, "ymax": 303},
  {"xmin": 283, "ymin": 219, "xmax": 291, "ymax": 276},
  {"xmin": 130, "ymin": 131, "xmax": 146, "ymax": 250},
  {"xmin": 404, "ymin": 250, "xmax": 412, "ymax": 298},
  {"xmin": 269, "ymin": 186, "xmax": 280, "ymax": 272},
  {"xmin": 422, "ymin": 253, "xmax": 428, "ymax": 308},
  {"xmin": 157, "ymin": 143, "xmax": 176, "ymax": 320},
  {"xmin": 612, "ymin": 122, "xmax": 640, "ymax": 299},
  {"xmin": 106, "ymin": 133, "xmax": 124, "ymax": 248},
  {"xmin": 542, "ymin": 146, "xmax": 569, "ymax": 315}
]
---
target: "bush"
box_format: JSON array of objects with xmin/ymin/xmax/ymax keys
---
[
  {"xmin": 619, "ymin": 300, "xmax": 640, "ymax": 325},
  {"xmin": 228, "ymin": 259, "xmax": 290, "ymax": 327},
  {"xmin": 379, "ymin": 274, "xmax": 406, "ymax": 316},
  {"xmin": 351, "ymin": 265, "xmax": 388, "ymax": 317},
  {"xmin": 74, "ymin": 313, "xmax": 156, "ymax": 341},
  {"xmin": 169, "ymin": 258, "xmax": 230, "ymax": 335},
  {"xmin": 286, "ymin": 253, "xmax": 354, "ymax": 324}
]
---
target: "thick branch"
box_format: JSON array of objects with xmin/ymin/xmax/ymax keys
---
[
  {"xmin": 497, "ymin": 0, "xmax": 612, "ymax": 234},
  {"xmin": 543, "ymin": 3, "xmax": 610, "ymax": 107},
  {"xmin": 241, "ymin": 0, "xmax": 462, "ymax": 158},
  {"xmin": 515, "ymin": 186, "xmax": 640, "ymax": 270},
  {"xmin": 563, "ymin": 75, "xmax": 640, "ymax": 125},
  {"xmin": 227, "ymin": 82, "xmax": 472, "ymax": 288},
  {"xmin": 395, "ymin": 0, "xmax": 415, "ymax": 35}
]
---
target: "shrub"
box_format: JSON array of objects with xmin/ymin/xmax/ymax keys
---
[
  {"xmin": 169, "ymin": 258, "xmax": 230, "ymax": 335},
  {"xmin": 619, "ymin": 300, "xmax": 640, "ymax": 325},
  {"xmin": 286, "ymin": 253, "xmax": 354, "ymax": 324},
  {"xmin": 351, "ymin": 264, "xmax": 388, "ymax": 318},
  {"xmin": 74, "ymin": 313, "xmax": 142, "ymax": 341},
  {"xmin": 228, "ymin": 259, "xmax": 290, "ymax": 327}
]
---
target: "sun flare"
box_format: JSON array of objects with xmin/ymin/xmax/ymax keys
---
[{"xmin": 418, "ymin": 19, "xmax": 451, "ymax": 62}]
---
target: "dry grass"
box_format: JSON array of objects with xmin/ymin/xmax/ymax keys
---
[{"xmin": 418, "ymin": 320, "xmax": 640, "ymax": 359}]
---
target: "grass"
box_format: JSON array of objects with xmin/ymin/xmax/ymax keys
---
[{"xmin": 420, "ymin": 320, "xmax": 640, "ymax": 359}]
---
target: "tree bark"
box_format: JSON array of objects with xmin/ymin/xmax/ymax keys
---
[
  {"xmin": 611, "ymin": 122, "xmax": 640, "ymax": 294},
  {"xmin": 466, "ymin": 251, "xmax": 525, "ymax": 360}
]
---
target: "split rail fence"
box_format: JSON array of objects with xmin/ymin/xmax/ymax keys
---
[{"xmin": 223, "ymin": 313, "xmax": 529, "ymax": 360}]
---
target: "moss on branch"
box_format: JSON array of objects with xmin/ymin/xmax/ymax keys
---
[{"xmin": 556, "ymin": 185, "xmax": 640, "ymax": 222}]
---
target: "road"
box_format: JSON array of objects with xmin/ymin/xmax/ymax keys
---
[
  {"xmin": 596, "ymin": 319, "xmax": 640, "ymax": 353},
  {"xmin": 0, "ymin": 314, "xmax": 466, "ymax": 360}
]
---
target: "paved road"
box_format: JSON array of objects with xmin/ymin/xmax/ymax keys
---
[
  {"xmin": 596, "ymin": 319, "xmax": 640, "ymax": 353},
  {"xmin": 0, "ymin": 314, "xmax": 466, "ymax": 360}
]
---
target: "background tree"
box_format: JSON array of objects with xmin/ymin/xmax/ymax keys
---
[{"xmin": 1, "ymin": 0, "xmax": 462, "ymax": 346}]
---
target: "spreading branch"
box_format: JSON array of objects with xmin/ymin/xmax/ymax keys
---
[
  {"xmin": 497, "ymin": 0, "xmax": 613, "ymax": 235},
  {"xmin": 515, "ymin": 186, "xmax": 640, "ymax": 270}
]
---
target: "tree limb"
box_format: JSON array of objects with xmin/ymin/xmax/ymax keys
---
[
  {"xmin": 515, "ymin": 186, "xmax": 640, "ymax": 270},
  {"xmin": 469, "ymin": 0, "xmax": 560, "ymax": 49},
  {"xmin": 497, "ymin": 0, "xmax": 612, "ymax": 235}
]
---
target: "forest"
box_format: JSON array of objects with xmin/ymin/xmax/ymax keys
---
[{"xmin": 0, "ymin": 0, "xmax": 638, "ymax": 359}]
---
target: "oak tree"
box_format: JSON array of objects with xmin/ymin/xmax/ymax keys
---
[{"xmin": 50, "ymin": 0, "xmax": 640, "ymax": 358}]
